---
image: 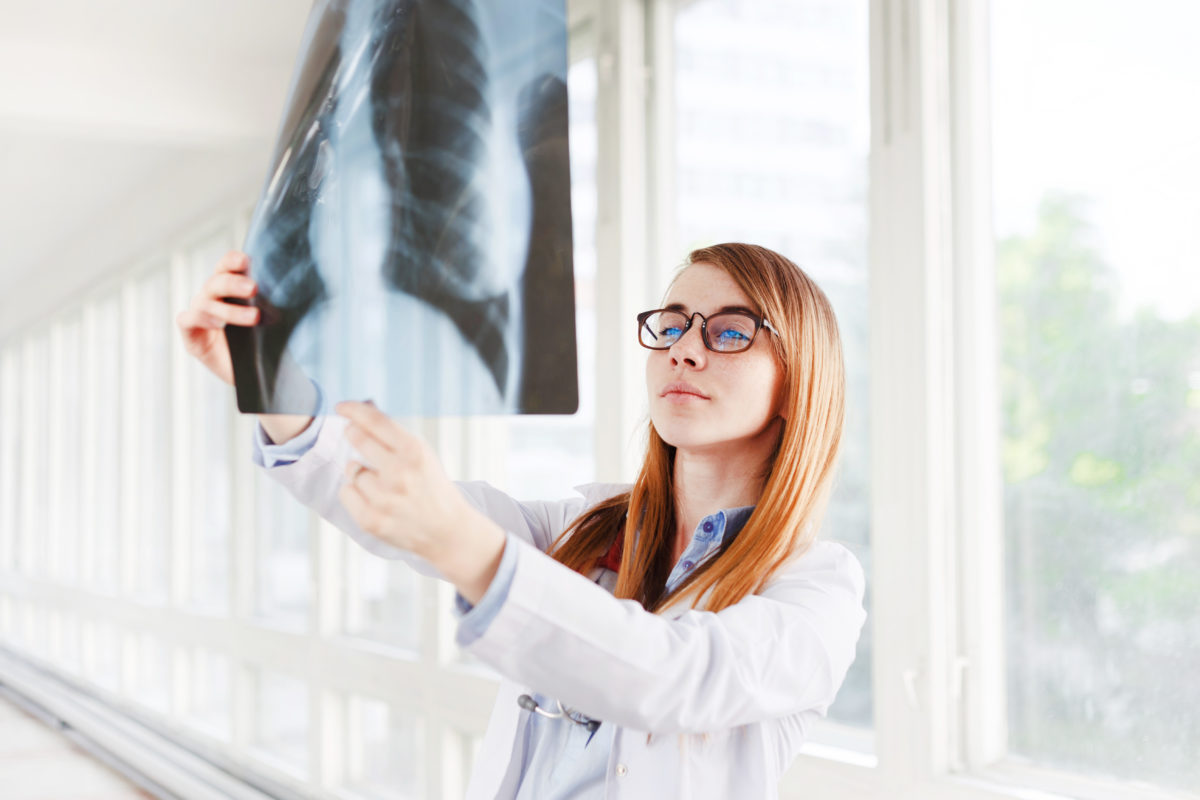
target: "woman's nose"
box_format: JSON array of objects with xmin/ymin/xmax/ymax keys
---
[{"xmin": 669, "ymin": 324, "xmax": 707, "ymax": 368}]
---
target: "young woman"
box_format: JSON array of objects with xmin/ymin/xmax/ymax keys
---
[{"xmin": 176, "ymin": 241, "xmax": 866, "ymax": 799}]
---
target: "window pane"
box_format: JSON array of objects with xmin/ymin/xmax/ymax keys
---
[
  {"xmin": 342, "ymin": 694, "xmax": 424, "ymax": 799},
  {"xmin": 993, "ymin": 2, "xmax": 1200, "ymax": 791},
  {"xmin": 57, "ymin": 613, "xmax": 81, "ymax": 676},
  {"xmin": 132, "ymin": 633, "xmax": 171, "ymax": 714},
  {"xmin": 673, "ymin": 0, "xmax": 873, "ymax": 733},
  {"xmin": 20, "ymin": 334, "xmax": 49, "ymax": 577},
  {"xmin": 0, "ymin": 345, "xmax": 20, "ymax": 573},
  {"xmin": 254, "ymin": 667, "xmax": 309, "ymax": 776},
  {"xmin": 186, "ymin": 242, "xmax": 235, "ymax": 613},
  {"xmin": 255, "ymin": 473, "xmax": 312, "ymax": 628},
  {"xmin": 185, "ymin": 647, "xmax": 231, "ymax": 741},
  {"xmin": 344, "ymin": 547, "xmax": 421, "ymax": 651},
  {"xmin": 85, "ymin": 295, "xmax": 122, "ymax": 594},
  {"xmin": 129, "ymin": 271, "xmax": 171, "ymax": 602},
  {"xmin": 48, "ymin": 314, "xmax": 82, "ymax": 585},
  {"xmin": 87, "ymin": 619, "xmax": 121, "ymax": 693}
]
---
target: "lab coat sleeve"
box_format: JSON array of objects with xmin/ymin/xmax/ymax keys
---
[
  {"xmin": 252, "ymin": 405, "xmax": 597, "ymax": 581},
  {"xmin": 457, "ymin": 534, "xmax": 867, "ymax": 735},
  {"xmin": 454, "ymin": 530, "xmax": 521, "ymax": 643},
  {"xmin": 251, "ymin": 376, "xmax": 328, "ymax": 468}
]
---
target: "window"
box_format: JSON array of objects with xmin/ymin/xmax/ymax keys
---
[
  {"xmin": 992, "ymin": 1, "xmax": 1200, "ymax": 792},
  {"xmin": 672, "ymin": 0, "xmax": 873, "ymax": 739}
]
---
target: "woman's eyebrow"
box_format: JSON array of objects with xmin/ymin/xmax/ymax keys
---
[{"xmin": 664, "ymin": 302, "xmax": 759, "ymax": 316}]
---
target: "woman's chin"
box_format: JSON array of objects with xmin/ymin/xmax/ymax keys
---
[{"xmin": 652, "ymin": 420, "xmax": 714, "ymax": 453}]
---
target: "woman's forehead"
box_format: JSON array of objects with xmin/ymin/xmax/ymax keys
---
[{"xmin": 664, "ymin": 263, "xmax": 754, "ymax": 310}]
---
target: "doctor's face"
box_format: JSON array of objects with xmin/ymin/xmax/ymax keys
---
[{"xmin": 645, "ymin": 263, "xmax": 785, "ymax": 457}]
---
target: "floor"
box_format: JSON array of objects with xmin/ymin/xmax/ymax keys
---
[{"xmin": 0, "ymin": 692, "xmax": 154, "ymax": 800}]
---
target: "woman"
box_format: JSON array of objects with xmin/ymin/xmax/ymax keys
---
[{"xmin": 176, "ymin": 242, "xmax": 866, "ymax": 799}]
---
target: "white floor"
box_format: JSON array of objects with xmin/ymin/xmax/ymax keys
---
[{"xmin": 0, "ymin": 692, "xmax": 153, "ymax": 800}]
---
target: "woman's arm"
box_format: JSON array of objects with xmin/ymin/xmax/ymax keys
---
[
  {"xmin": 459, "ymin": 536, "xmax": 867, "ymax": 735},
  {"xmin": 255, "ymin": 407, "xmax": 596, "ymax": 580}
]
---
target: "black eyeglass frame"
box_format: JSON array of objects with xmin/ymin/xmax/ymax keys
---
[{"xmin": 636, "ymin": 308, "xmax": 778, "ymax": 353}]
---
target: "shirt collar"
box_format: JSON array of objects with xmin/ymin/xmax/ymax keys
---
[{"xmin": 596, "ymin": 503, "xmax": 757, "ymax": 573}]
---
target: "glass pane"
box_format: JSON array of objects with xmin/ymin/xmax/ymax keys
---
[
  {"xmin": 255, "ymin": 472, "xmax": 312, "ymax": 628},
  {"xmin": 254, "ymin": 667, "xmax": 309, "ymax": 776},
  {"xmin": 187, "ymin": 242, "xmax": 235, "ymax": 613},
  {"xmin": 48, "ymin": 315, "xmax": 82, "ymax": 585},
  {"xmin": 344, "ymin": 547, "xmax": 421, "ymax": 651},
  {"xmin": 20, "ymin": 335, "xmax": 49, "ymax": 577},
  {"xmin": 342, "ymin": 694, "xmax": 424, "ymax": 799},
  {"xmin": 993, "ymin": 2, "xmax": 1200, "ymax": 791},
  {"xmin": 29, "ymin": 605, "xmax": 49, "ymax": 661},
  {"xmin": 673, "ymin": 0, "xmax": 873, "ymax": 733},
  {"xmin": 185, "ymin": 647, "xmax": 231, "ymax": 740},
  {"xmin": 129, "ymin": 271, "xmax": 171, "ymax": 602},
  {"xmin": 85, "ymin": 295, "xmax": 122, "ymax": 594},
  {"xmin": 0, "ymin": 345, "xmax": 20, "ymax": 573},
  {"xmin": 505, "ymin": 56, "xmax": 598, "ymax": 500},
  {"xmin": 59, "ymin": 613, "xmax": 81, "ymax": 676},
  {"xmin": 132, "ymin": 634, "xmax": 171, "ymax": 713},
  {"xmin": 88, "ymin": 619, "xmax": 121, "ymax": 693}
]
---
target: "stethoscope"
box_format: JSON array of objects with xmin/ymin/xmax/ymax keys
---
[{"xmin": 518, "ymin": 694, "xmax": 602, "ymax": 745}]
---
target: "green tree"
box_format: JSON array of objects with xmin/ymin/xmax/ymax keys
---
[{"xmin": 998, "ymin": 194, "xmax": 1200, "ymax": 790}]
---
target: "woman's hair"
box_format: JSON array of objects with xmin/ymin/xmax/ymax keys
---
[{"xmin": 547, "ymin": 242, "xmax": 847, "ymax": 615}]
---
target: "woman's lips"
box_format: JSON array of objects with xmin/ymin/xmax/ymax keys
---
[{"xmin": 660, "ymin": 382, "xmax": 709, "ymax": 401}]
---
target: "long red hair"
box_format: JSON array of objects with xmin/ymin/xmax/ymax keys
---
[{"xmin": 548, "ymin": 243, "xmax": 846, "ymax": 615}]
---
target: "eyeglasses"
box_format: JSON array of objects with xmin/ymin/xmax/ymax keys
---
[{"xmin": 636, "ymin": 308, "xmax": 777, "ymax": 353}]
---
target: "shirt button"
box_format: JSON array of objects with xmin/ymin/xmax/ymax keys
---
[
  {"xmin": 615, "ymin": 763, "xmax": 628, "ymax": 777},
  {"xmin": 682, "ymin": 560, "xmax": 694, "ymax": 571},
  {"xmin": 703, "ymin": 521, "xmax": 714, "ymax": 533}
]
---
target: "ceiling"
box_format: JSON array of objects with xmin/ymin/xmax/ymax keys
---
[{"xmin": 0, "ymin": 0, "xmax": 311, "ymax": 339}]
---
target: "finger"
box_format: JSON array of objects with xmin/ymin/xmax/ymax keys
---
[
  {"xmin": 338, "ymin": 481, "xmax": 384, "ymax": 537},
  {"xmin": 344, "ymin": 425, "xmax": 404, "ymax": 475},
  {"xmin": 215, "ymin": 250, "xmax": 251, "ymax": 275},
  {"xmin": 176, "ymin": 308, "xmax": 217, "ymax": 332},
  {"xmin": 192, "ymin": 297, "xmax": 260, "ymax": 326},
  {"xmin": 177, "ymin": 307, "xmax": 236, "ymax": 333},
  {"xmin": 345, "ymin": 459, "xmax": 400, "ymax": 506},
  {"xmin": 206, "ymin": 271, "xmax": 257, "ymax": 300},
  {"xmin": 335, "ymin": 401, "xmax": 410, "ymax": 452}
]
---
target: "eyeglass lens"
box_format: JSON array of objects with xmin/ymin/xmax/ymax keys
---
[{"xmin": 639, "ymin": 310, "xmax": 757, "ymax": 352}]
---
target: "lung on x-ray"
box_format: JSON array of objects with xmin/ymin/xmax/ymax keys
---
[{"xmin": 226, "ymin": 0, "xmax": 577, "ymax": 416}]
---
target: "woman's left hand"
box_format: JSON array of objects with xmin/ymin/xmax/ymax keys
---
[{"xmin": 334, "ymin": 400, "xmax": 506, "ymax": 604}]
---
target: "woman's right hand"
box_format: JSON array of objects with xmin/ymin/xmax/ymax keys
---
[{"xmin": 175, "ymin": 250, "xmax": 260, "ymax": 387}]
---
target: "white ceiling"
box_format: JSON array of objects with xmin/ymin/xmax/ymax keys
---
[{"xmin": 0, "ymin": 0, "xmax": 311, "ymax": 338}]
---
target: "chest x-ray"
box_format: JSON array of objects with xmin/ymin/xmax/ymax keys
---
[{"xmin": 226, "ymin": 0, "xmax": 577, "ymax": 416}]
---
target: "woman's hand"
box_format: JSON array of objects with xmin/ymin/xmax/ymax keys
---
[
  {"xmin": 335, "ymin": 400, "xmax": 507, "ymax": 604},
  {"xmin": 175, "ymin": 250, "xmax": 260, "ymax": 387}
]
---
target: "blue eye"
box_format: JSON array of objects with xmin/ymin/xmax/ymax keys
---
[
  {"xmin": 717, "ymin": 329, "xmax": 749, "ymax": 342},
  {"xmin": 661, "ymin": 326, "xmax": 683, "ymax": 338}
]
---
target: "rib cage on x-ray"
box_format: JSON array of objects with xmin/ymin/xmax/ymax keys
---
[
  {"xmin": 373, "ymin": 0, "xmax": 512, "ymax": 394},
  {"xmin": 229, "ymin": 0, "xmax": 577, "ymax": 416}
]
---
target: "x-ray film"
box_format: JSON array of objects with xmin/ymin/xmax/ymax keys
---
[{"xmin": 227, "ymin": 0, "xmax": 577, "ymax": 416}]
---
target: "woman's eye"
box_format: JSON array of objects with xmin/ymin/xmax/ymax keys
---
[
  {"xmin": 717, "ymin": 329, "xmax": 749, "ymax": 341},
  {"xmin": 661, "ymin": 326, "xmax": 683, "ymax": 337}
]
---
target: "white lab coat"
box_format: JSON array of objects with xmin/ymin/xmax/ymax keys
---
[{"xmin": 256, "ymin": 413, "xmax": 867, "ymax": 799}]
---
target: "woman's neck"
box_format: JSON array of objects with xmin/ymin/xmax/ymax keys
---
[{"xmin": 669, "ymin": 417, "xmax": 782, "ymax": 559}]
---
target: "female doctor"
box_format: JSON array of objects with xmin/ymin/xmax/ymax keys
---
[{"xmin": 176, "ymin": 241, "xmax": 866, "ymax": 799}]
